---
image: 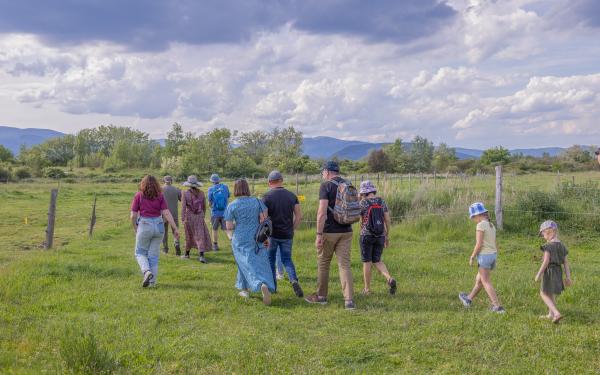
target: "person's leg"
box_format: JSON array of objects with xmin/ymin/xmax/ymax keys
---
[
  {"xmin": 134, "ymin": 220, "xmax": 153, "ymax": 274},
  {"xmin": 478, "ymin": 268, "xmax": 500, "ymax": 307},
  {"xmin": 371, "ymin": 236, "xmax": 392, "ymax": 282},
  {"xmin": 147, "ymin": 221, "xmax": 164, "ymax": 284},
  {"xmin": 316, "ymin": 233, "xmax": 336, "ymax": 298},
  {"xmin": 211, "ymin": 216, "xmax": 219, "ymax": 250},
  {"xmin": 279, "ymin": 239, "xmax": 298, "ymax": 282},
  {"xmin": 276, "ymin": 249, "xmax": 285, "ymax": 278},
  {"xmin": 468, "ymin": 272, "xmax": 483, "ymax": 300},
  {"xmin": 162, "ymin": 222, "xmax": 169, "ymax": 252},
  {"xmin": 267, "ymin": 239, "xmax": 279, "ymax": 291},
  {"xmin": 363, "ymin": 262, "xmax": 372, "ymax": 292},
  {"xmin": 540, "ymin": 291, "xmax": 560, "ymax": 318},
  {"xmin": 373, "ymin": 262, "xmax": 392, "ymax": 281},
  {"xmin": 335, "ymin": 232, "xmax": 354, "ymax": 302}
]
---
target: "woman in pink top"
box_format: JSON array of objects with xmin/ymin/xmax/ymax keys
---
[{"xmin": 130, "ymin": 175, "xmax": 179, "ymax": 287}]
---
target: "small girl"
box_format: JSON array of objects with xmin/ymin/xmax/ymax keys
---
[
  {"xmin": 535, "ymin": 220, "xmax": 572, "ymax": 323},
  {"xmin": 459, "ymin": 202, "xmax": 505, "ymax": 313},
  {"xmin": 358, "ymin": 181, "xmax": 397, "ymax": 295}
]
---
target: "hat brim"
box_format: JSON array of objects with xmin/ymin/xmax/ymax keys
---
[
  {"xmin": 469, "ymin": 209, "xmax": 488, "ymax": 218},
  {"xmin": 183, "ymin": 182, "xmax": 202, "ymax": 187}
]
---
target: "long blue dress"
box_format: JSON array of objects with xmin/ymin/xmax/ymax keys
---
[{"xmin": 224, "ymin": 197, "xmax": 276, "ymax": 293}]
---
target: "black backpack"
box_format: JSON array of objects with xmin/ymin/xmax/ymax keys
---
[
  {"xmin": 255, "ymin": 198, "xmax": 272, "ymax": 252},
  {"xmin": 365, "ymin": 201, "xmax": 385, "ymax": 236}
]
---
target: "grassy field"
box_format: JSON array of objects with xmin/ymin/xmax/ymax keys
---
[{"xmin": 1, "ymin": 175, "xmax": 599, "ymax": 374}]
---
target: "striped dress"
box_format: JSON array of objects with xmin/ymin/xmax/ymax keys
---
[{"xmin": 182, "ymin": 189, "xmax": 212, "ymax": 252}]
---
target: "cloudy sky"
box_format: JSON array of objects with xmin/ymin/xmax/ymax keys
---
[{"xmin": 1, "ymin": 0, "xmax": 599, "ymax": 148}]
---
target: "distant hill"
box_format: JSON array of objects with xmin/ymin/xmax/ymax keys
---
[
  {"xmin": 303, "ymin": 136, "xmax": 368, "ymax": 159},
  {"xmin": 0, "ymin": 126, "xmax": 65, "ymax": 155}
]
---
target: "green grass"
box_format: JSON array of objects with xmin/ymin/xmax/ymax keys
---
[{"xmin": 1, "ymin": 178, "xmax": 600, "ymax": 374}]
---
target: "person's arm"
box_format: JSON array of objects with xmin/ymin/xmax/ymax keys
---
[
  {"xmin": 225, "ymin": 221, "xmax": 234, "ymax": 240},
  {"xmin": 315, "ymin": 199, "xmax": 328, "ymax": 250},
  {"xmin": 469, "ymin": 230, "xmax": 484, "ymax": 266},
  {"xmin": 293, "ymin": 203, "xmax": 302, "ymax": 230},
  {"xmin": 563, "ymin": 256, "xmax": 572, "ymax": 286},
  {"xmin": 162, "ymin": 209, "xmax": 179, "ymax": 239},
  {"xmin": 207, "ymin": 188, "xmax": 213, "ymax": 207},
  {"xmin": 535, "ymin": 251, "xmax": 550, "ymax": 282},
  {"xmin": 130, "ymin": 211, "xmax": 139, "ymax": 233},
  {"xmin": 181, "ymin": 192, "xmax": 188, "ymax": 223},
  {"xmin": 384, "ymin": 211, "xmax": 392, "ymax": 248},
  {"xmin": 177, "ymin": 189, "xmax": 182, "ymax": 202}
]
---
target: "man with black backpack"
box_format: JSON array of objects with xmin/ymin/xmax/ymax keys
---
[
  {"xmin": 305, "ymin": 161, "xmax": 360, "ymax": 310},
  {"xmin": 358, "ymin": 180, "xmax": 396, "ymax": 296},
  {"xmin": 208, "ymin": 174, "xmax": 230, "ymax": 251}
]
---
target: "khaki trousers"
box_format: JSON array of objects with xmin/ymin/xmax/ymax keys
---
[{"xmin": 317, "ymin": 232, "xmax": 354, "ymax": 301}]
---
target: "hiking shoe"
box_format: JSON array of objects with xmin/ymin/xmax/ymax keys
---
[
  {"xmin": 142, "ymin": 271, "xmax": 154, "ymax": 287},
  {"xmin": 261, "ymin": 284, "xmax": 271, "ymax": 305},
  {"xmin": 305, "ymin": 294, "xmax": 328, "ymax": 305},
  {"xmin": 199, "ymin": 256, "xmax": 207, "ymax": 264},
  {"xmin": 212, "ymin": 242, "xmax": 219, "ymax": 251},
  {"xmin": 388, "ymin": 279, "xmax": 397, "ymax": 295},
  {"xmin": 174, "ymin": 241, "xmax": 181, "ymax": 256},
  {"xmin": 291, "ymin": 281, "xmax": 304, "ymax": 298},
  {"xmin": 459, "ymin": 293, "xmax": 472, "ymax": 308},
  {"xmin": 344, "ymin": 300, "xmax": 356, "ymax": 310},
  {"xmin": 490, "ymin": 305, "xmax": 506, "ymax": 314}
]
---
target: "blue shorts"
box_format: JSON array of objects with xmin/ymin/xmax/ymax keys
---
[{"xmin": 477, "ymin": 253, "xmax": 497, "ymax": 270}]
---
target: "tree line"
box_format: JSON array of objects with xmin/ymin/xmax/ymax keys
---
[{"xmin": 0, "ymin": 124, "xmax": 597, "ymax": 181}]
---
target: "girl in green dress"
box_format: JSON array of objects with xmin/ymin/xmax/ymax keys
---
[{"xmin": 535, "ymin": 220, "xmax": 572, "ymax": 323}]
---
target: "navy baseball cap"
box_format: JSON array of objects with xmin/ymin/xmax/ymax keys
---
[
  {"xmin": 322, "ymin": 160, "xmax": 340, "ymax": 172},
  {"xmin": 268, "ymin": 170, "xmax": 283, "ymax": 182}
]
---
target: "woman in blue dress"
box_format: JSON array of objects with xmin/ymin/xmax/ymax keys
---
[{"xmin": 225, "ymin": 179, "xmax": 276, "ymax": 305}]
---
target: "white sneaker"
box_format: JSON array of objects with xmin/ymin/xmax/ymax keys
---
[
  {"xmin": 276, "ymin": 272, "xmax": 284, "ymax": 280},
  {"xmin": 238, "ymin": 290, "xmax": 249, "ymax": 298}
]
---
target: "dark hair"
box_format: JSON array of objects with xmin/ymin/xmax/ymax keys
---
[
  {"xmin": 140, "ymin": 175, "xmax": 161, "ymax": 199},
  {"xmin": 234, "ymin": 179, "xmax": 251, "ymax": 197}
]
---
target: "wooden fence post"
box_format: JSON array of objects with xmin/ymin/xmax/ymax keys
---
[
  {"xmin": 44, "ymin": 189, "xmax": 58, "ymax": 249},
  {"xmin": 495, "ymin": 166, "xmax": 503, "ymax": 230},
  {"xmin": 252, "ymin": 174, "xmax": 256, "ymax": 194},
  {"xmin": 408, "ymin": 173, "xmax": 412, "ymax": 192},
  {"xmin": 88, "ymin": 193, "xmax": 97, "ymax": 238},
  {"xmin": 295, "ymin": 173, "xmax": 299, "ymax": 195}
]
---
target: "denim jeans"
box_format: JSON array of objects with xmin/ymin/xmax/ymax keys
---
[
  {"xmin": 275, "ymin": 251, "xmax": 284, "ymax": 275},
  {"xmin": 135, "ymin": 216, "xmax": 164, "ymax": 284},
  {"xmin": 268, "ymin": 238, "xmax": 298, "ymax": 289}
]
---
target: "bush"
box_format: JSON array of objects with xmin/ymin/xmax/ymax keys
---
[
  {"xmin": 14, "ymin": 167, "xmax": 31, "ymax": 180},
  {"xmin": 44, "ymin": 167, "xmax": 67, "ymax": 179},
  {"xmin": 505, "ymin": 190, "xmax": 566, "ymax": 233},
  {"xmin": 0, "ymin": 164, "xmax": 11, "ymax": 182},
  {"xmin": 59, "ymin": 328, "xmax": 118, "ymax": 374}
]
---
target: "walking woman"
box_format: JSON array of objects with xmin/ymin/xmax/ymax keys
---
[
  {"xmin": 224, "ymin": 179, "xmax": 275, "ymax": 305},
  {"xmin": 181, "ymin": 175, "xmax": 213, "ymax": 263},
  {"xmin": 130, "ymin": 175, "xmax": 179, "ymax": 287}
]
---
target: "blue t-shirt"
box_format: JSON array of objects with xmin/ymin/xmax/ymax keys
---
[{"xmin": 208, "ymin": 183, "xmax": 230, "ymax": 217}]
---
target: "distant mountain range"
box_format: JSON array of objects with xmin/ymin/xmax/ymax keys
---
[{"xmin": 0, "ymin": 126, "xmax": 582, "ymax": 161}]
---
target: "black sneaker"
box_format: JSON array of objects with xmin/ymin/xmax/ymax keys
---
[
  {"xmin": 174, "ymin": 241, "xmax": 181, "ymax": 256},
  {"xmin": 388, "ymin": 279, "xmax": 397, "ymax": 295},
  {"xmin": 490, "ymin": 305, "xmax": 506, "ymax": 314},
  {"xmin": 344, "ymin": 300, "xmax": 356, "ymax": 310},
  {"xmin": 291, "ymin": 281, "xmax": 304, "ymax": 298},
  {"xmin": 142, "ymin": 271, "xmax": 154, "ymax": 287},
  {"xmin": 199, "ymin": 255, "xmax": 207, "ymax": 264}
]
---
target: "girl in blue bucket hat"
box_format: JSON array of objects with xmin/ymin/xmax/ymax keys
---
[{"xmin": 458, "ymin": 202, "xmax": 506, "ymax": 313}]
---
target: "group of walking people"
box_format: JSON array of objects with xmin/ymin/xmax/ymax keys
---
[{"xmin": 130, "ymin": 150, "xmax": 599, "ymax": 316}]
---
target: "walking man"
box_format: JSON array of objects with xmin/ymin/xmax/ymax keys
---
[
  {"xmin": 263, "ymin": 171, "xmax": 304, "ymax": 297},
  {"xmin": 305, "ymin": 161, "xmax": 357, "ymax": 310},
  {"xmin": 207, "ymin": 174, "xmax": 230, "ymax": 251},
  {"xmin": 162, "ymin": 175, "xmax": 182, "ymax": 255}
]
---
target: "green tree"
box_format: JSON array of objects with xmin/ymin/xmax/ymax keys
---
[
  {"xmin": 164, "ymin": 123, "xmax": 186, "ymax": 158},
  {"xmin": 432, "ymin": 143, "xmax": 458, "ymax": 172},
  {"xmin": 264, "ymin": 127, "xmax": 304, "ymax": 173},
  {"xmin": 367, "ymin": 149, "xmax": 390, "ymax": 172},
  {"xmin": 238, "ymin": 130, "xmax": 269, "ymax": 164},
  {"xmin": 383, "ymin": 139, "xmax": 408, "ymax": 173},
  {"xmin": 42, "ymin": 135, "xmax": 76, "ymax": 166},
  {"xmin": 481, "ymin": 146, "xmax": 511, "ymax": 165},
  {"xmin": 409, "ymin": 136, "xmax": 434, "ymax": 172},
  {"xmin": 0, "ymin": 145, "xmax": 14, "ymax": 162}
]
